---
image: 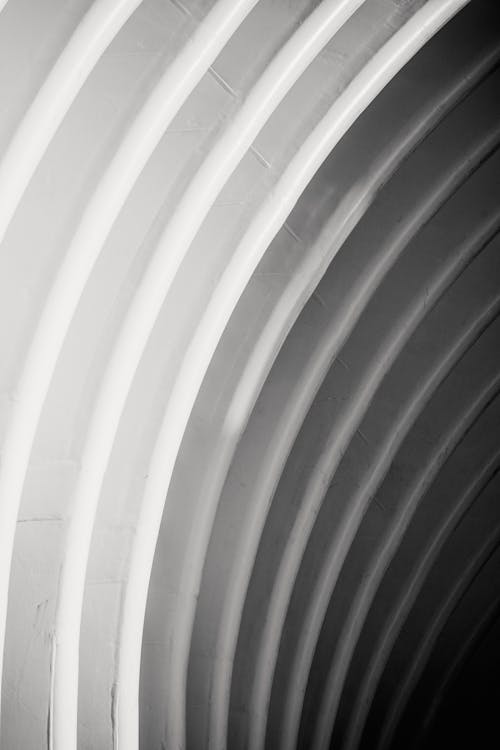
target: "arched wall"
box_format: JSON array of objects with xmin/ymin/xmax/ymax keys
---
[{"xmin": 0, "ymin": 1, "xmax": 498, "ymax": 749}]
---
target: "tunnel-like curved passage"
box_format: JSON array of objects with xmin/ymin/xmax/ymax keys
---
[{"xmin": 0, "ymin": 1, "xmax": 498, "ymax": 749}]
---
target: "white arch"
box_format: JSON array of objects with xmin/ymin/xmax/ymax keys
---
[
  {"xmin": 116, "ymin": 3, "xmax": 470, "ymax": 750},
  {"xmin": 0, "ymin": 0, "xmax": 147, "ymax": 722},
  {"xmin": 0, "ymin": 0, "xmax": 145, "ymax": 249},
  {"xmin": 160, "ymin": 37, "xmax": 491, "ymax": 750},
  {"xmin": 210, "ymin": 83, "xmax": 498, "ymax": 750},
  {"xmin": 0, "ymin": 0, "xmax": 261, "ymax": 746},
  {"xmin": 50, "ymin": 2, "xmax": 369, "ymax": 747}
]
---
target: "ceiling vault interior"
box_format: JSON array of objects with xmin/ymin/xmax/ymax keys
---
[{"xmin": 0, "ymin": 0, "xmax": 498, "ymax": 748}]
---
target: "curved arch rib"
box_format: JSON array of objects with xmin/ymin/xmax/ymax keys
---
[
  {"xmin": 0, "ymin": 0, "xmax": 145, "ymax": 249},
  {"xmin": 0, "ymin": 0, "xmax": 261, "ymax": 746},
  {"xmin": 115, "ymin": 3, "xmax": 471, "ymax": 750},
  {"xmin": 163, "ymin": 34, "xmax": 499, "ymax": 750},
  {"xmin": 378, "ymin": 519, "xmax": 500, "ymax": 750},
  {"xmin": 0, "ymin": 0, "xmax": 146, "ymax": 714},
  {"xmin": 311, "ymin": 317, "xmax": 500, "ymax": 750},
  {"xmin": 207, "ymin": 48, "xmax": 497, "ymax": 750},
  {"xmin": 1, "ymin": 0, "xmax": 254, "ymax": 727},
  {"xmin": 346, "ymin": 446, "xmax": 500, "ymax": 750},
  {"xmin": 197, "ymin": 57, "xmax": 500, "ymax": 750},
  {"xmin": 247, "ymin": 161, "xmax": 500, "ymax": 750},
  {"xmin": 47, "ymin": 1, "xmax": 372, "ymax": 748},
  {"xmin": 280, "ymin": 244, "xmax": 500, "ymax": 750}
]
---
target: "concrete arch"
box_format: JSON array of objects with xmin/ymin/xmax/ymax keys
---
[
  {"xmin": 222, "ymin": 100, "xmax": 500, "ymax": 750},
  {"xmin": 144, "ymin": 29, "xmax": 500, "ymax": 748},
  {"xmin": 123, "ymin": 6, "xmax": 467, "ymax": 750},
  {"xmin": 1, "ymin": 2, "xmax": 499, "ymax": 749}
]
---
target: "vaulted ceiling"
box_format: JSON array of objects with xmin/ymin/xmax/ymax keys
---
[{"xmin": 0, "ymin": 1, "xmax": 499, "ymax": 748}]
